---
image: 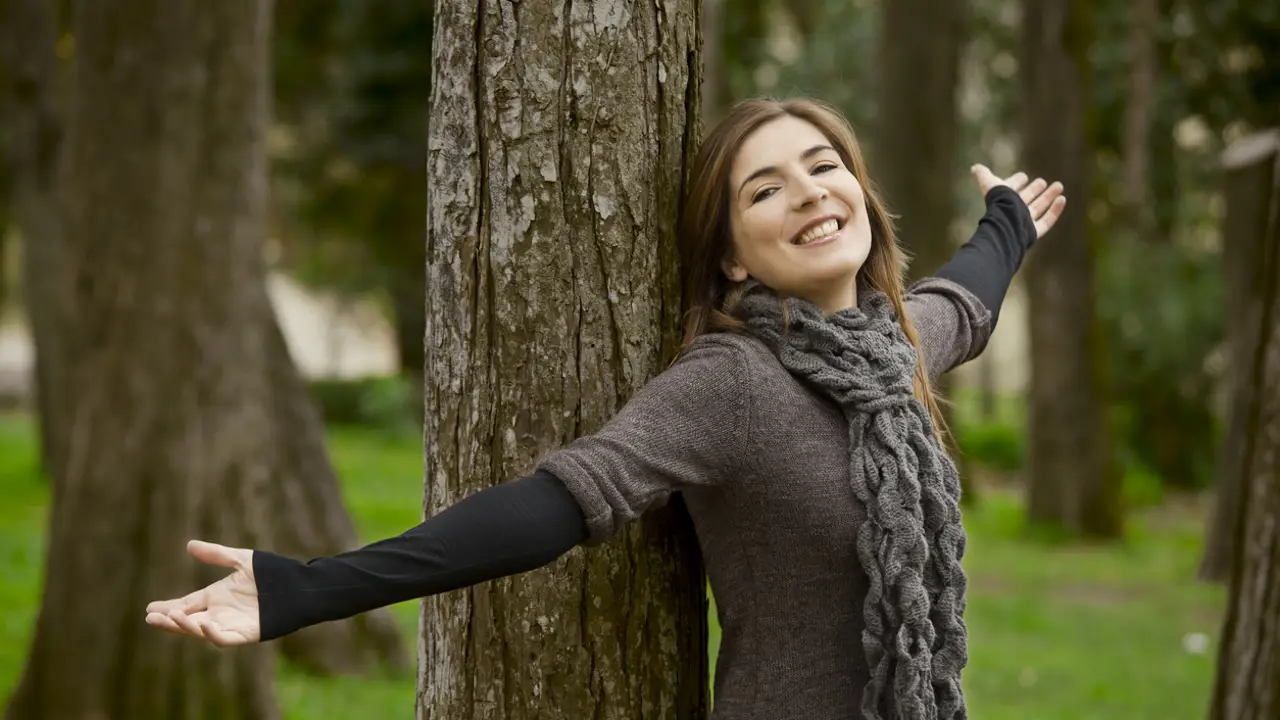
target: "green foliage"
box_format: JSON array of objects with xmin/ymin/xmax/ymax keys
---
[
  {"xmin": 1097, "ymin": 236, "xmax": 1224, "ymax": 490},
  {"xmin": 308, "ymin": 376, "xmax": 419, "ymax": 436},
  {"xmin": 955, "ymin": 416, "xmax": 1027, "ymax": 473},
  {"xmin": 270, "ymin": 1, "xmax": 429, "ymax": 373},
  {"xmin": 721, "ymin": 0, "xmax": 879, "ymax": 130}
]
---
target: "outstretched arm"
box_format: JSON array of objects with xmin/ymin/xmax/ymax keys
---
[
  {"xmin": 934, "ymin": 165, "xmax": 1065, "ymax": 326},
  {"xmin": 144, "ymin": 472, "xmax": 588, "ymax": 646},
  {"xmin": 904, "ymin": 165, "xmax": 1066, "ymax": 379}
]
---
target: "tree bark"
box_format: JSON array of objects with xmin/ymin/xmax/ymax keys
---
[
  {"xmin": 421, "ymin": 0, "xmax": 706, "ymax": 717},
  {"xmin": 1200, "ymin": 130, "xmax": 1280, "ymax": 582},
  {"xmin": 1020, "ymin": 0, "xmax": 1122, "ymax": 538},
  {"xmin": 4, "ymin": 2, "xmax": 404, "ymax": 717},
  {"xmin": 1208, "ymin": 127, "xmax": 1280, "ymax": 720},
  {"xmin": 0, "ymin": 0, "xmax": 70, "ymax": 481}
]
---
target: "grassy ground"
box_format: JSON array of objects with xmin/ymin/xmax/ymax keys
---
[{"xmin": 0, "ymin": 413, "xmax": 1224, "ymax": 718}]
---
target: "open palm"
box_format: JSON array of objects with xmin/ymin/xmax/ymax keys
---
[
  {"xmin": 971, "ymin": 163, "xmax": 1067, "ymax": 239},
  {"xmin": 145, "ymin": 540, "xmax": 260, "ymax": 647}
]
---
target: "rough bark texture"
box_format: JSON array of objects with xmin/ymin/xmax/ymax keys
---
[
  {"xmin": 1209, "ymin": 128, "xmax": 1280, "ymax": 720},
  {"xmin": 0, "ymin": 0, "xmax": 70, "ymax": 480},
  {"xmin": 1020, "ymin": 0, "xmax": 1122, "ymax": 538},
  {"xmin": 1201, "ymin": 131, "xmax": 1280, "ymax": 582},
  {"xmin": 422, "ymin": 0, "xmax": 705, "ymax": 717},
  {"xmin": 3, "ymin": 2, "xmax": 405, "ymax": 716}
]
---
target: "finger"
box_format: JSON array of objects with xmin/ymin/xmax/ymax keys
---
[
  {"xmin": 1026, "ymin": 181, "xmax": 1064, "ymax": 218},
  {"xmin": 1019, "ymin": 177, "xmax": 1048, "ymax": 206},
  {"xmin": 168, "ymin": 609, "xmax": 207, "ymax": 639},
  {"xmin": 1035, "ymin": 196, "xmax": 1067, "ymax": 238},
  {"xmin": 147, "ymin": 589, "xmax": 206, "ymax": 616},
  {"xmin": 187, "ymin": 540, "xmax": 250, "ymax": 570},
  {"xmin": 200, "ymin": 619, "xmax": 249, "ymax": 648},
  {"xmin": 145, "ymin": 612, "xmax": 185, "ymax": 635},
  {"xmin": 970, "ymin": 164, "xmax": 1004, "ymax": 195},
  {"xmin": 1004, "ymin": 172, "xmax": 1029, "ymax": 191}
]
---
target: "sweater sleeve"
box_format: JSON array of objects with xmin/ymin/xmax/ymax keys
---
[
  {"xmin": 536, "ymin": 335, "xmax": 751, "ymax": 544},
  {"xmin": 904, "ymin": 185, "xmax": 1037, "ymax": 380},
  {"xmin": 254, "ymin": 470, "xmax": 587, "ymax": 641}
]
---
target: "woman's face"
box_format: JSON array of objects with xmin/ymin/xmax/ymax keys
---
[{"xmin": 724, "ymin": 115, "xmax": 873, "ymax": 313}]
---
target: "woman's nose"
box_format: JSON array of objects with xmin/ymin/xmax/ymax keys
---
[{"xmin": 791, "ymin": 178, "xmax": 829, "ymax": 208}]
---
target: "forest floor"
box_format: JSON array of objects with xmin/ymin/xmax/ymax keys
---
[{"xmin": 0, "ymin": 412, "xmax": 1224, "ymax": 719}]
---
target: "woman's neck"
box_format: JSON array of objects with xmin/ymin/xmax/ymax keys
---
[{"xmin": 800, "ymin": 283, "xmax": 858, "ymax": 316}]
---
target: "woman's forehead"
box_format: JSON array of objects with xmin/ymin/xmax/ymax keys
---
[{"xmin": 731, "ymin": 116, "xmax": 834, "ymax": 182}]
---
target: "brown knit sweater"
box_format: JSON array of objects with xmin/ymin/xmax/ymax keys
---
[{"xmin": 537, "ymin": 278, "xmax": 991, "ymax": 720}]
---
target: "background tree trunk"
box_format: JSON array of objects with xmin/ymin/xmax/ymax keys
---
[
  {"xmin": 875, "ymin": 0, "xmax": 973, "ymax": 499},
  {"xmin": 5, "ymin": 2, "xmax": 282, "ymax": 716},
  {"xmin": 1200, "ymin": 130, "xmax": 1280, "ymax": 582},
  {"xmin": 4, "ymin": 2, "xmax": 405, "ymax": 716},
  {"xmin": 1208, "ymin": 127, "xmax": 1280, "ymax": 720},
  {"xmin": 421, "ymin": 0, "xmax": 706, "ymax": 716},
  {"xmin": 0, "ymin": 0, "xmax": 70, "ymax": 482},
  {"xmin": 1020, "ymin": 0, "xmax": 1122, "ymax": 538},
  {"xmin": 875, "ymin": 0, "xmax": 968, "ymax": 283}
]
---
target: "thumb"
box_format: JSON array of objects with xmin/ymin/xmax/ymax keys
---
[
  {"xmin": 187, "ymin": 540, "xmax": 249, "ymax": 569},
  {"xmin": 970, "ymin": 163, "xmax": 1003, "ymax": 195}
]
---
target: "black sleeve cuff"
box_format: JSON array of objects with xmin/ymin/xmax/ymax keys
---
[
  {"xmin": 933, "ymin": 185, "xmax": 1037, "ymax": 325},
  {"xmin": 254, "ymin": 470, "xmax": 589, "ymax": 642}
]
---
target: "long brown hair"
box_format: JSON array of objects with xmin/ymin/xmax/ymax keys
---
[{"xmin": 677, "ymin": 97, "xmax": 947, "ymax": 433}]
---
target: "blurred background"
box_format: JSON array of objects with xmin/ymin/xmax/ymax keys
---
[{"xmin": 1, "ymin": 0, "xmax": 1278, "ymax": 718}]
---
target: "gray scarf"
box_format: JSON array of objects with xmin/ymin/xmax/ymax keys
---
[{"xmin": 739, "ymin": 281, "xmax": 968, "ymax": 720}]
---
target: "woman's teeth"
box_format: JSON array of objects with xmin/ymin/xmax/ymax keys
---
[{"xmin": 794, "ymin": 219, "xmax": 840, "ymax": 245}]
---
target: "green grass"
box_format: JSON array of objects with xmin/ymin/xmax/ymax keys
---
[{"xmin": 0, "ymin": 413, "xmax": 1224, "ymax": 718}]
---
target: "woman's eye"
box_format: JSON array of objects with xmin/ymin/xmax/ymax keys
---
[
  {"xmin": 751, "ymin": 187, "xmax": 777, "ymax": 203},
  {"xmin": 813, "ymin": 163, "xmax": 837, "ymax": 174}
]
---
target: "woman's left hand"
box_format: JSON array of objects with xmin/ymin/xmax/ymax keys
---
[{"xmin": 970, "ymin": 163, "xmax": 1066, "ymax": 239}]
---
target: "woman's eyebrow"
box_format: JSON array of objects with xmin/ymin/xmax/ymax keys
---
[{"xmin": 737, "ymin": 144, "xmax": 838, "ymax": 199}]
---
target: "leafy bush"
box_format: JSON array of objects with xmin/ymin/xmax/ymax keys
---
[
  {"xmin": 309, "ymin": 375, "xmax": 418, "ymax": 434},
  {"xmin": 954, "ymin": 415, "xmax": 1028, "ymax": 473}
]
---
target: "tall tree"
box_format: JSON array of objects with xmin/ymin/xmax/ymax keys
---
[
  {"xmin": 422, "ymin": 0, "xmax": 705, "ymax": 716},
  {"xmin": 1200, "ymin": 130, "xmax": 1280, "ymax": 581},
  {"xmin": 1208, "ymin": 127, "xmax": 1280, "ymax": 720},
  {"xmin": 874, "ymin": 0, "xmax": 969, "ymax": 282},
  {"xmin": 4, "ymin": 2, "xmax": 403, "ymax": 717},
  {"xmin": 1020, "ymin": 0, "xmax": 1122, "ymax": 537}
]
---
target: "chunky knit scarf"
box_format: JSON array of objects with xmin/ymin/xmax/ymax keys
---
[{"xmin": 739, "ymin": 281, "xmax": 969, "ymax": 720}]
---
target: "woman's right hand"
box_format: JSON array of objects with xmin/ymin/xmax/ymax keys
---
[{"xmin": 145, "ymin": 540, "xmax": 261, "ymax": 647}]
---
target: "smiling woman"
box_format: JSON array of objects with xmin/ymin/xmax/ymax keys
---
[{"xmin": 146, "ymin": 96, "xmax": 1065, "ymax": 720}]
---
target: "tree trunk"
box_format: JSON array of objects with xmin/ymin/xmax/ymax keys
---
[
  {"xmin": 1200, "ymin": 130, "xmax": 1280, "ymax": 582},
  {"xmin": 4, "ymin": 2, "xmax": 404, "ymax": 717},
  {"xmin": 5, "ymin": 2, "xmax": 281, "ymax": 717},
  {"xmin": 1020, "ymin": 0, "xmax": 1122, "ymax": 538},
  {"xmin": 1208, "ymin": 127, "xmax": 1280, "ymax": 720},
  {"xmin": 421, "ymin": 0, "xmax": 706, "ymax": 717},
  {"xmin": 875, "ymin": 0, "xmax": 968, "ymax": 283},
  {"xmin": 0, "ymin": 0, "xmax": 70, "ymax": 481}
]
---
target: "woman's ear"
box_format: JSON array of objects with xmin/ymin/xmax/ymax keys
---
[{"xmin": 721, "ymin": 256, "xmax": 748, "ymax": 282}]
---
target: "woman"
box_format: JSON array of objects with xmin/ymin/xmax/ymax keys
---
[{"xmin": 146, "ymin": 98, "xmax": 1064, "ymax": 719}]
